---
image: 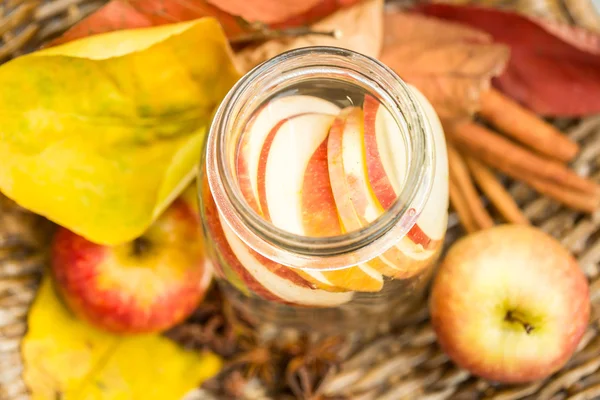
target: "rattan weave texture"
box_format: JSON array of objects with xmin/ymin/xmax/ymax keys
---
[{"xmin": 1, "ymin": 1, "xmax": 600, "ymax": 399}]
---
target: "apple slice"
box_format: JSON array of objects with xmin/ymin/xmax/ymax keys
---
[
  {"xmin": 237, "ymin": 95, "xmax": 340, "ymax": 214},
  {"xmin": 301, "ymin": 140, "xmax": 341, "ymax": 238},
  {"xmin": 301, "ymin": 138, "xmax": 384, "ymax": 292},
  {"xmin": 363, "ymin": 95, "xmax": 408, "ymax": 211},
  {"xmin": 203, "ymin": 183, "xmax": 282, "ymax": 302},
  {"xmin": 408, "ymin": 86, "xmax": 449, "ymax": 244},
  {"xmin": 206, "ymin": 186, "xmax": 350, "ymax": 305},
  {"xmin": 380, "ymin": 235, "xmax": 443, "ymax": 279},
  {"xmin": 256, "ymin": 113, "xmax": 382, "ymax": 292},
  {"xmin": 259, "ymin": 113, "xmax": 335, "ymax": 231},
  {"xmin": 219, "ymin": 213, "xmax": 354, "ymax": 307},
  {"xmin": 328, "ymin": 106, "xmax": 438, "ymax": 279},
  {"xmin": 363, "ymin": 94, "xmax": 447, "ymax": 247},
  {"xmin": 327, "ymin": 107, "xmax": 403, "ymax": 277}
]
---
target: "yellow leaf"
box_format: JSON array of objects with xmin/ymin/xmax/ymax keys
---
[
  {"xmin": 22, "ymin": 277, "xmax": 221, "ymax": 400},
  {"xmin": 0, "ymin": 18, "xmax": 240, "ymax": 245},
  {"xmin": 235, "ymin": 0, "xmax": 384, "ymax": 73}
]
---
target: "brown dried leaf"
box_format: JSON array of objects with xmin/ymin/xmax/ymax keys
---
[
  {"xmin": 380, "ymin": 11, "xmax": 510, "ymax": 121},
  {"xmin": 418, "ymin": 4, "xmax": 600, "ymax": 116},
  {"xmin": 235, "ymin": 0, "xmax": 383, "ymax": 73}
]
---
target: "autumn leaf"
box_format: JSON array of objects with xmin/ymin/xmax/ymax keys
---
[
  {"xmin": 380, "ymin": 10, "xmax": 510, "ymax": 121},
  {"xmin": 417, "ymin": 4, "xmax": 600, "ymax": 116},
  {"xmin": 52, "ymin": 0, "xmax": 247, "ymax": 45},
  {"xmin": 53, "ymin": 0, "xmax": 361, "ymax": 47},
  {"xmin": 22, "ymin": 277, "xmax": 221, "ymax": 400},
  {"xmin": 206, "ymin": 0, "xmax": 360, "ymax": 25},
  {"xmin": 0, "ymin": 19, "xmax": 240, "ymax": 245},
  {"xmin": 50, "ymin": 0, "xmax": 153, "ymax": 46},
  {"xmin": 235, "ymin": 0, "xmax": 383, "ymax": 73}
]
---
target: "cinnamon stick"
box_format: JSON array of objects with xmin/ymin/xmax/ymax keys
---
[
  {"xmin": 447, "ymin": 145, "xmax": 494, "ymax": 230},
  {"xmin": 465, "ymin": 156, "xmax": 529, "ymax": 225},
  {"xmin": 449, "ymin": 180, "xmax": 478, "ymax": 233},
  {"xmin": 500, "ymin": 164, "xmax": 600, "ymax": 213},
  {"xmin": 480, "ymin": 89, "xmax": 579, "ymax": 162},
  {"xmin": 447, "ymin": 121, "xmax": 600, "ymax": 196}
]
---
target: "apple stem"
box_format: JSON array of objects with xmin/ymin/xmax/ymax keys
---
[
  {"xmin": 505, "ymin": 311, "xmax": 534, "ymax": 334},
  {"xmin": 131, "ymin": 237, "xmax": 152, "ymax": 257}
]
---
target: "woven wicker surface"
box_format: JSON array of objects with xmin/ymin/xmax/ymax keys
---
[
  {"xmin": 0, "ymin": 0, "xmax": 105, "ymax": 62},
  {"xmin": 1, "ymin": 1, "xmax": 600, "ymax": 399}
]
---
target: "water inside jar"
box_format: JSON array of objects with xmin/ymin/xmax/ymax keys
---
[
  {"xmin": 205, "ymin": 79, "xmax": 448, "ymax": 306},
  {"xmin": 235, "ymin": 79, "xmax": 444, "ymax": 242},
  {"xmin": 236, "ymin": 79, "xmax": 400, "ymax": 237}
]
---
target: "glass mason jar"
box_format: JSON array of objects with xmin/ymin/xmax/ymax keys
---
[{"xmin": 199, "ymin": 47, "xmax": 448, "ymax": 334}]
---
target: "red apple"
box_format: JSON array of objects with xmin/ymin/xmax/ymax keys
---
[
  {"xmin": 52, "ymin": 197, "xmax": 212, "ymax": 334},
  {"xmin": 430, "ymin": 225, "xmax": 590, "ymax": 383},
  {"xmin": 237, "ymin": 95, "xmax": 340, "ymax": 214}
]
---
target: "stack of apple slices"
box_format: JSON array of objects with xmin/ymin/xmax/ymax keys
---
[{"xmin": 207, "ymin": 93, "xmax": 448, "ymax": 307}]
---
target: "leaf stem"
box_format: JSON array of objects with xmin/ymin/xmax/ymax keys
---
[{"xmin": 230, "ymin": 26, "xmax": 340, "ymax": 45}]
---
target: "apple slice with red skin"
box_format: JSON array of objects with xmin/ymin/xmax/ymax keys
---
[
  {"xmin": 328, "ymin": 106, "xmax": 441, "ymax": 279},
  {"xmin": 302, "ymin": 140, "xmax": 385, "ymax": 291},
  {"xmin": 52, "ymin": 197, "xmax": 212, "ymax": 334},
  {"xmin": 203, "ymin": 182, "xmax": 281, "ymax": 302},
  {"xmin": 408, "ymin": 86, "xmax": 449, "ymax": 245},
  {"xmin": 204, "ymin": 172, "xmax": 353, "ymax": 305},
  {"xmin": 237, "ymin": 95, "xmax": 340, "ymax": 214},
  {"xmin": 256, "ymin": 113, "xmax": 382, "ymax": 292},
  {"xmin": 219, "ymin": 213, "xmax": 353, "ymax": 307},
  {"xmin": 301, "ymin": 139, "xmax": 341, "ymax": 238},
  {"xmin": 363, "ymin": 93, "xmax": 447, "ymax": 249}
]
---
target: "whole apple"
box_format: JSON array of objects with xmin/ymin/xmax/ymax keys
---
[
  {"xmin": 430, "ymin": 225, "xmax": 589, "ymax": 383},
  {"xmin": 52, "ymin": 197, "xmax": 212, "ymax": 334}
]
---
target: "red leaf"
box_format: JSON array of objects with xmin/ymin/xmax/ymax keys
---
[
  {"xmin": 52, "ymin": 0, "xmax": 246, "ymax": 46},
  {"xmin": 52, "ymin": 0, "xmax": 360, "ymax": 48},
  {"xmin": 126, "ymin": 0, "xmax": 244, "ymax": 35},
  {"xmin": 416, "ymin": 4, "xmax": 600, "ymax": 116},
  {"xmin": 51, "ymin": 0, "xmax": 152, "ymax": 46},
  {"xmin": 206, "ymin": 0, "xmax": 323, "ymax": 24},
  {"xmin": 206, "ymin": 0, "xmax": 360, "ymax": 26}
]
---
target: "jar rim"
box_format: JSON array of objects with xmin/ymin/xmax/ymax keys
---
[{"xmin": 204, "ymin": 46, "xmax": 435, "ymax": 270}]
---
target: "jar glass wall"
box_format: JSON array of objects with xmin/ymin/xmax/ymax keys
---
[{"xmin": 199, "ymin": 47, "xmax": 448, "ymax": 333}]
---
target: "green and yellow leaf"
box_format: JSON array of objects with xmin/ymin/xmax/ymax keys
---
[
  {"xmin": 22, "ymin": 277, "xmax": 222, "ymax": 400},
  {"xmin": 0, "ymin": 18, "xmax": 240, "ymax": 245}
]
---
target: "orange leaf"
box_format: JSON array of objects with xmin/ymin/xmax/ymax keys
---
[
  {"xmin": 207, "ymin": 0, "xmax": 360, "ymax": 25},
  {"xmin": 126, "ymin": 0, "xmax": 244, "ymax": 35},
  {"xmin": 52, "ymin": 0, "xmax": 246, "ymax": 46},
  {"xmin": 380, "ymin": 11, "xmax": 510, "ymax": 121},
  {"xmin": 51, "ymin": 0, "xmax": 152, "ymax": 46},
  {"xmin": 272, "ymin": 0, "xmax": 362, "ymax": 28},
  {"xmin": 52, "ymin": 0, "xmax": 361, "ymax": 48}
]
